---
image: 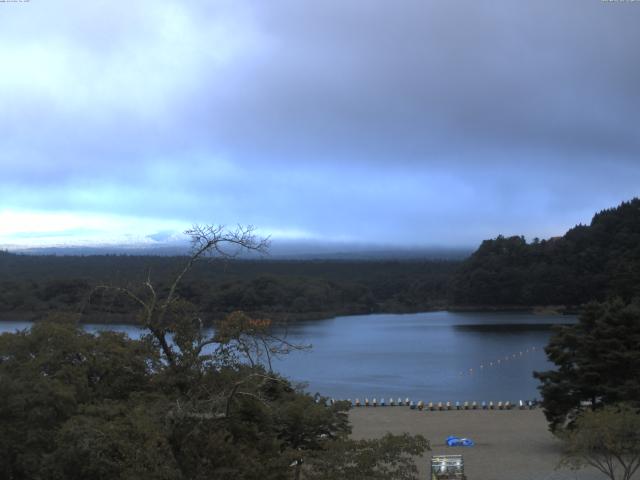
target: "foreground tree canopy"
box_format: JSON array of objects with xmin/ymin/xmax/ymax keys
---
[
  {"xmin": 0, "ymin": 225, "xmax": 429, "ymax": 480},
  {"xmin": 535, "ymin": 298, "xmax": 640, "ymax": 432}
]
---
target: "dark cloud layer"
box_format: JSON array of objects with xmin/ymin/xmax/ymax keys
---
[{"xmin": 1, "ymin": 0, "xmax": 639, "ymax": 247}]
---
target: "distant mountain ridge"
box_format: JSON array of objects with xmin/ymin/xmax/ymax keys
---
[
  {"xmin": 7, "ymin": 243, "xmax": 472, "ymax": 261},
  {"xmin": 451, "ymin": 198, "xmax": 640, "ymax": 306}
]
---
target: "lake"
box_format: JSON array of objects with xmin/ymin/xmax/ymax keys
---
[{"xmin": 0, "ymin": 311, "xmax": 573, "ymax": 403}]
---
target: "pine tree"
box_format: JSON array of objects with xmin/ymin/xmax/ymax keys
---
[{"xmin": 534, "ymin": 299, "xmax": 640, "ymax": 431}]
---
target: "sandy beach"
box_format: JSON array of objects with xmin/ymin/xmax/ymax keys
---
[{"xmin": 349, "ymin": 407, "xmax": 604, "ymax": 480}]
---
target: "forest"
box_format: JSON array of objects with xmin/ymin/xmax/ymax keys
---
[
  {"xmin": 0, "ymin": 253, "xmax": 457, "ymax": 324},
  {"xmin": 1, "ymin": 198, "xmax": 639, "ymax": 323},
  {"xmin": 450, "ymin": 198, "xmax": 640, "ymax": 307}
]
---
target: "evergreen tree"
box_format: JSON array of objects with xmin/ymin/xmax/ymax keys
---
[
  {"xmin": 451, "ymin": 198, "xmax": 640, "ymax": 307},
  {"xmin": 534, "ymin": 299, "xmax": 640, "ymax": 431}
]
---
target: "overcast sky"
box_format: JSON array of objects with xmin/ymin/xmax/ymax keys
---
[{"xmin": 1, "ymin": 0, "xmax": 639, "ymax": 250}]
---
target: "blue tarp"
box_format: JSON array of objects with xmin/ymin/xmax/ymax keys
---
[{"xmin": 446, "ymin": 436, "xmax": 474, "ymax": 447}]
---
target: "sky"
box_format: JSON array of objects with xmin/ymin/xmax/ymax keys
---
[{"xmin": 1, "ymin": 0, "xmax": 639, "ymax": 251}]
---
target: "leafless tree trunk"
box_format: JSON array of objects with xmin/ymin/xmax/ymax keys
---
[{"xmin": 89, "ymin": 224, "xmax": 269, "ymax": 367}]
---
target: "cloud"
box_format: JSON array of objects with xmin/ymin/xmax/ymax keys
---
[{"xmin": 0, "ymin": 1, "xmax": 639, "ymax": 247}]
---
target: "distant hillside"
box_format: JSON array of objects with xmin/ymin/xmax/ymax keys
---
[{"xmin": 451, "ymin": 198, "xmax": 640, "ymax": 307}]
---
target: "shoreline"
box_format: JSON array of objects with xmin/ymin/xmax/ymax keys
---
[{"xmin": 0, "ymin": 304, "xmax": 576, "ymax": 325}]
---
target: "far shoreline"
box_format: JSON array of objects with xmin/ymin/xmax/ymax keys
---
[{"xmin": 0, "ymin": 304, "xmax": 577, "ymax": 326}]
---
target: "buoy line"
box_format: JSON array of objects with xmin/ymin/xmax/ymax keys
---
[{"xmin": 457, "ymin": 345, "xmax": 542, "ymax": 377}]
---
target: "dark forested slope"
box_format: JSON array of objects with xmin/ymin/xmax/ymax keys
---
[{"xmin": 450, "ymin": 198, "xmax": 640, "ymax": 306}]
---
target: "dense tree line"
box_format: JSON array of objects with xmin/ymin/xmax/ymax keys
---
[
  {"xmin": 451, "ymin": 198, "xmax": 640, "ymax": 307},
  {"xmin": 2, "ymin": 198, "xmax": 640, "ymax": 323},
  {"xmin": 0, "ymin": 253, "xmax": 456, "ymax": 323}
]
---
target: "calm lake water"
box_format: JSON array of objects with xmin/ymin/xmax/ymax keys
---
[{"xmin": 0, "ymin": 311, "xmax": 574, "ymax": 403}]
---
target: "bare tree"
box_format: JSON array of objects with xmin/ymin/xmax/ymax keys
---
[
  {"xmin": 86, "ymin": 224, "xmax": 317, "ymax": 424},
  {"xmin": 90, "ymin": 224, "xmax": 269, "ymax": 368}
]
